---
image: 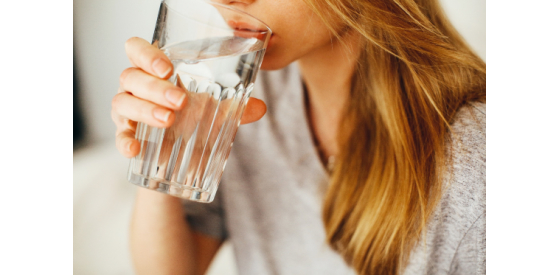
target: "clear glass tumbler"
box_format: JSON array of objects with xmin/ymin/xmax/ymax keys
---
[{"xmin": 128, "ymin": 0, "xmax": 271, "ymax": 203}]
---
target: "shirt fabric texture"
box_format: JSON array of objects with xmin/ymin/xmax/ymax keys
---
[{"xmin": 182, "ymin": 63, "xmax": 486, "ymax": 275}]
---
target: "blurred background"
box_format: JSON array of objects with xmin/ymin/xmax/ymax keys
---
[{"xmin": 73, "ymin": 0, "xmax": 485, "ymax": 274}]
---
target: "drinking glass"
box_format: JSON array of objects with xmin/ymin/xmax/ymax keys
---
[{"xmin": 128, "ymin": 0, "xmax": 271, "ymax": 203}]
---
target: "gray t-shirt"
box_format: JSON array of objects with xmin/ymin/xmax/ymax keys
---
[{"xmin": 183, "ymin": 63, "xmax": 486, "ymax": 275}]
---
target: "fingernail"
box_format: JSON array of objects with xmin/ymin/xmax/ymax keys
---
[
  {"xmin": 153, "ymin": 108, "xmax": 171, "ymax": 122},
  {"xmin": 165, "ymin": 89, "xmax": 186, "ymax": 107},
  {"xmin": 153, "ymin": 58, "xmax": 172, "ymax": 78}
]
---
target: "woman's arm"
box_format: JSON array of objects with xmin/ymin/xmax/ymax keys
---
[
  {"xmin": 113, "ymin": 37, "xmax": 264, "ymax": 274},
  {"xmin": 130, "ymin": 188, "xmax": 222, "ymax": 275}
]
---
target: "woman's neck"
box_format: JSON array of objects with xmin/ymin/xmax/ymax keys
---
[{"xmin": 297, "ymin": 32, "xmax": 360, "ymax": 161}]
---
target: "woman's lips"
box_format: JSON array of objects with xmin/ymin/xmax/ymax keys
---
[
  {"xmin": 227, "ymin": 20, "xmax": 267, "ymax": 32},
  {"xmin": 228, "ymin": 20, "xmax": 270, "ymax": 41},
  {"xmin": 233, "ymin": 29, "xmax": 267, "ymax": 40}
]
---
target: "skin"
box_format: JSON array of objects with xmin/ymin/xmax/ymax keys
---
[{"xmin": 111, "ymin": 0, "xmax": 360, "ymax": 274}]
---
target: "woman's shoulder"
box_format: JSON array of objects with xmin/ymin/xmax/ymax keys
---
[
  {"xmin": 441, "ymin": 101, "xmax": 486, "ymax": 270},
  {"xmin": 442, "ymin": 100, "xmax": 486, "ymax": 222}
]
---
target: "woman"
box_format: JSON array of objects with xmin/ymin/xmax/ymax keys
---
[{"xmin": 111, "ymin": 0, "xmax": 486, "ymax": 274}]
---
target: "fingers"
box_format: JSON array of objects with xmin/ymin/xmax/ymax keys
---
[
  {"xmin": 125, "ymin": 37, "xmax": 173, "ymax": 79},
  {"xmin": 120, "ymin": 67, "xmax": 187, "ymax": 110},
  {"xmin": 113, "ymin": 95, "xmax": 266, "ymax": 158},
  {"xmin": 241, "ymin": 98, "xmax": 267, "ymax": 125},
  {"xmin": 113, "ymin": 90, "xmax": 266, "ymax": 129},
  {"xmin": 111, "ymin": 108, "xmax": 137, "ymax": 134},
  {"xmin": 116, "ymin": 128, "xmax": 141, "ymax": 158},
  {"xmin": 118, "ymin": 37, "xmax": 174, "ymax": 158},
  {"xmin": 112, "ymin": 92, "xmax": 176, "ymax": 128}
]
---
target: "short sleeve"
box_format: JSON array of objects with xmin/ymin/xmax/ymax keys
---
[{"xmin": 182, "ymin": 186, "xmax": 228, "ymax": 240}]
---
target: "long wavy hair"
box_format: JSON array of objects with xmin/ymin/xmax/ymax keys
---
[{"xmin": 301, "ymin": 0, "xmax": 486, "ymax": 274}]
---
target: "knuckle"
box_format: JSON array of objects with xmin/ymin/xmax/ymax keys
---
[
  {"xmin": 120, "ymin": 67, "xmax": 136, "ymax": 86},
  {"xmin": 111, "ymin": 94, "xmax": 119, "ymax": 108},
  {"xmin": 125, "ymin": 37, "xmax": 141, "ymax": 50},
  {"xmin": 112, "ymin": 93, "xmax": 125, "ymax": 109}
]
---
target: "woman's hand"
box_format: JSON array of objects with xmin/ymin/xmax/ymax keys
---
[{"xmin": 111, "ymin": 37, "xmax": 267, "ymax": 158}]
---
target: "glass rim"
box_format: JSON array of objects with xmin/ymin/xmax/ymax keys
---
[{"xmin": 164, "ymin": 0, "xmax": 273, "ymax": 35}]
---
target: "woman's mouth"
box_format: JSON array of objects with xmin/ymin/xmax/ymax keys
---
[
  {"xmin": 227, "ymin": 20, "xmax": 267, "ymax": 32},
  {"xmin": 228, "ymin": 20, "xmax": 271, "ymax": 41}
]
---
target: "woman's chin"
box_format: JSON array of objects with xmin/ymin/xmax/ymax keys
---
[{"xmin": 260, "ymin": 55, "xmax": 292, "ymax": 71}]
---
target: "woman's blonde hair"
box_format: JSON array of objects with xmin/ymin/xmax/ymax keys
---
[{"xmin": 302, "ymin": 0, "xmax": 486, "ymax": 274}]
